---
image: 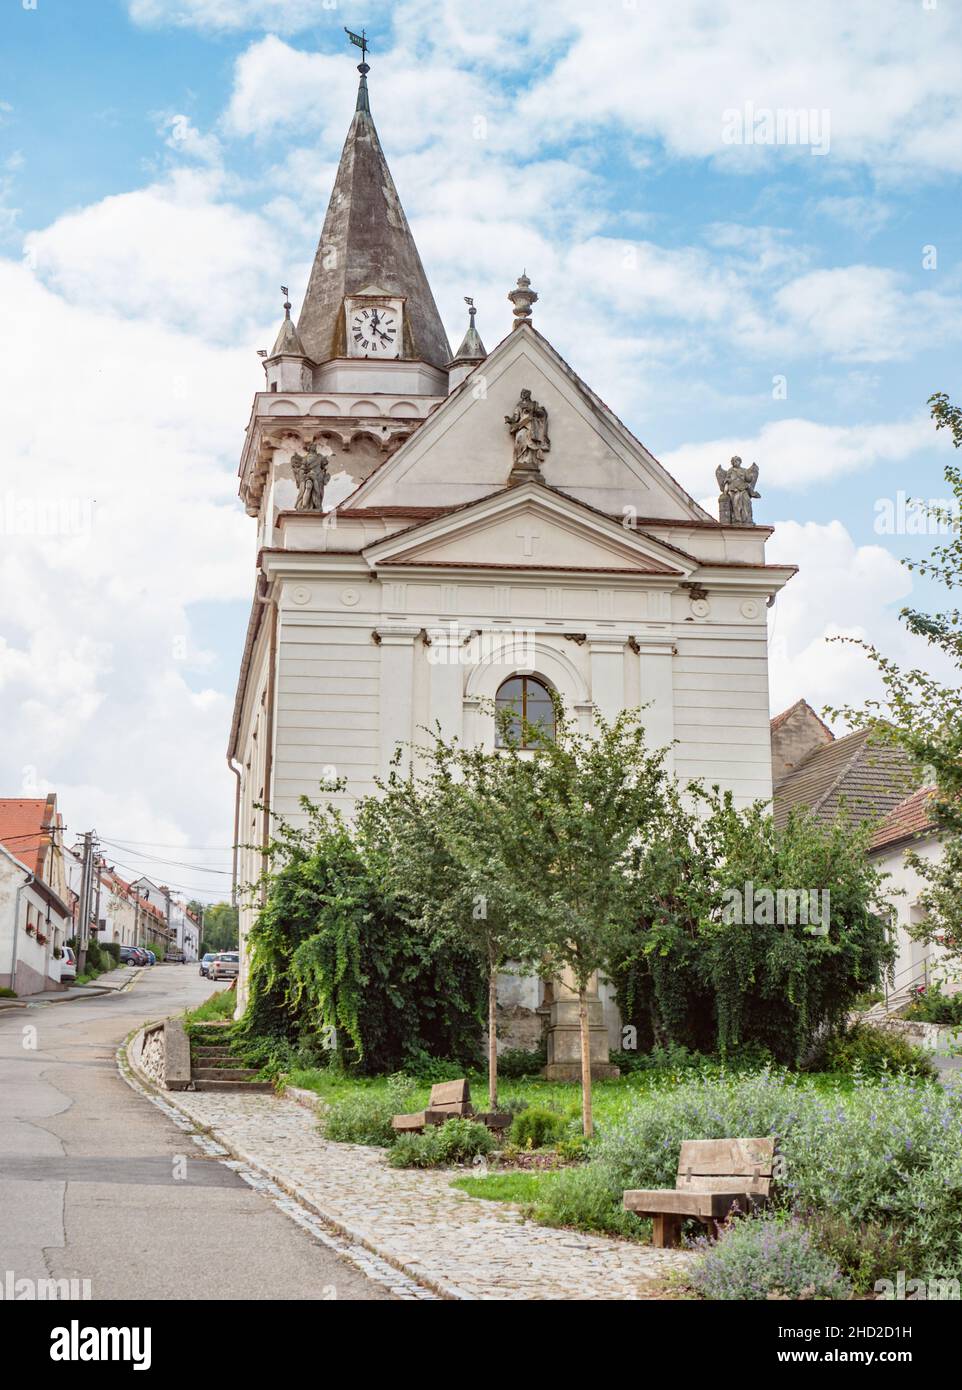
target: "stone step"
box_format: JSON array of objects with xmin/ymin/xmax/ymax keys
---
[
  {"xmin": 193, "ymin": 1067, "xmax": 263, "ymax": 1082},
  {"xmin": 192, "ymin": 1079, "xmax": 274, "ymax": 1093},
  {"xmin": 195, "ymin": 1047, "xmax": 235, "ymax": 1058}
]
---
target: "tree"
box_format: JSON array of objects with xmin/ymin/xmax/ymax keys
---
[
  {"xmin": 359, "ymin": 730, "xmax": 545, "ymax": 1110},
  {"xmin": 827, "ymin": 391, "xmax": 962, "ymax": 961},
  {"xmin": 199, "ymin": 901, "xmax": 239, "ymax": 955},
  {"xmin": 614, "ymin": 789, "xmax": 894, "ymax": 1063},
  {"xmin": 234, "ymin": 797, "xmax": 483, "ymax": 1073},
  {"xmin": 489, "ymin": 706, "xmax": 675, "ymax": 1136}
]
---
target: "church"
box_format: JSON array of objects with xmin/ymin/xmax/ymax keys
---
[{"xmin": 228, "ymin": 51, "xmax": 798, "ymax": 1050}]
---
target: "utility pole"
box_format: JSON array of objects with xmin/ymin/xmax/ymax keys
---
[{"xmin": 76, "ymin": 831, "xmax": 94, "ymax": 974}]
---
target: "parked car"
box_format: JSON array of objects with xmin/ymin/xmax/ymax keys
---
[
  {"xmin": 60, "ymin": 945, "xmax": 77, "ymax": 981},
  {"xmin": 166, "ymin": 947, "xmax": 185, "ymax": 964},
  {"xmin": 208, "ymin": 952, "xmax": 239, "ymax": 982},
  {"xmin": 120, "ymin": 945, "xmax": 149, "ymax": 966},
  {"xmin": 199, "ymin": 952, "xmax": 216, "ymax": 978},
  {"xmin": 142, "ymin": 949, "xmax": 156, "ymax": 966}
]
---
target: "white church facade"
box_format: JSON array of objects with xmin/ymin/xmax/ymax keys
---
[{"xmin": 228, "ymin": 57, "xmax": 797, "ymax": 1040}]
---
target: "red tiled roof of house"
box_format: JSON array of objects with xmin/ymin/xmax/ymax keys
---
[
  {"xmin": 773, "ymin": 728, "xmax": 919, "ymax": 831},
  {"xmin": 870, "ymin": 787, "xmax": 939, "ymax": 853},
  {"xmin": 0, "ymin": 796, "xmax": 55, "ymax": 875}
]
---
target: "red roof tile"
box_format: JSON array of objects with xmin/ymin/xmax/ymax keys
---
[
  {"xmin": 0, "ymin": 797, "xmax": 55, "ymax": 875},
  {"xmin": 870, "ymin": 787, "xmax": 939, "ymax": 852}
]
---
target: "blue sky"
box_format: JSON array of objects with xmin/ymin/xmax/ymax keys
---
[{"xmin": 2, "ymin": 0, "xmax": 961, "ymax": 895}]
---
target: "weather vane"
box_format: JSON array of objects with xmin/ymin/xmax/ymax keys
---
[{"xmin": 344, "ymin": 27, "xmax": 370, "ymax": 65}]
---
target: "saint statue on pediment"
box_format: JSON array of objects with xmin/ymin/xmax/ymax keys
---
[
  {"xmin": 505, "ymin": 389, "xmax": 551, "ymax": 483},
  {"xmin": 716, "ymin": 455, "xmax": 760, "ymax": 526}
]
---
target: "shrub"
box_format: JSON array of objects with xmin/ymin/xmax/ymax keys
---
[
  {"xmin": 509, "ymin": 1106, "xmax": 566, "ymax": 1149},
  {"xmin": 596, "ymin": 1071, "xmax": 962, "ymax": 1279},
  {"xmin": 387, "ymin": 1131, "xmax": 440, "ymax": 1168},
  {"xmin": 322, "ymin": 1092, "xmax": 398, "ymax": 1147},
  {"xmin": 101, "ymin": 941, "xmax": 121, "ymax": 965},
  {"xmin": 235, "ymin": 801, "xmax": 484, "ymax": 1075},
  {"xmin": 903, "ymin": 983, "xmax": 962, "ymax": 1026},
  {"xmin": 497, "ymin": 1043, "xmax": 547, "ymax": 1079},
  {"xmin": 689, "ymin": 1215, "xmax": 850, "ymax": 1300},
  {"xmin": 802, "ymin": 1211, "xmax": 918, "ymax": 1295},
  {"xmin": 388, "ymin": 1119, "xmax": 495, "ymax": 1168},
  {"xmin": 402, "ymin": 1054, "xmax": 474, "ymax": 1084},
  {"xmin": 531, "ymin": 1163, "xmax": 645, "ymax": 1240},
  {"xmin": 433, "ymin": 1118, "xmax": 495, "ymax": 1165},
  {"xmin": 0, "ymin": 987, "xmax": 16, "ymax": 998},
  {"xmin": 811, "ymin": 1022, "xmax": 937, "ymax": 1079}
]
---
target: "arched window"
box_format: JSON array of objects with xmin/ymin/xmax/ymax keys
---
[{"xmin": 495, "ymin": 675, "xmax": 556, "ymax": 748}]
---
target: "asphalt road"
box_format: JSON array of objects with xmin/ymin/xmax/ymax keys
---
[{"xmin": 0, "ymin": 966, "xmax": 392, "ymax": 1300}]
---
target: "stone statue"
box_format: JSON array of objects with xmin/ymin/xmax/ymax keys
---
[
  {"xmin": 292, "ymin": 441, "xmax": 330, "ymax": 511},
  {"xmin": 505, "ymin": 388, "xmax": 550, "ymax": 483},
  {"xmin": 716, "ymin": 455, "xmax": 760, "ymax": 525}
]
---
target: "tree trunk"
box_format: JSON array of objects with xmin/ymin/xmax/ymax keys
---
[
  {"xmin": 488, "ymin": 966, "xmax": 498, "ymax": 1111},
  {"xmin": 578, "ymin": 984, "xmax": 593, "ymax": 1137}
]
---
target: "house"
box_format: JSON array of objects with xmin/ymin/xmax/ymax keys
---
[
  {"xmin": 772, "ymin": 720, "xmax": 917, "ymax": 833},
  {"xmin": 0, "ymin": 794, "xmax": 73, "ymax": 996},
  {"xmin": 227, "ymin": 57, "xmax": 798, "ymax": 1065},
  {"xmin": 129, "ymin": 877, "xmax": 199, "ymax": 960},
  {"xmin": 771, "ymin": 704, "xmax": 956, "ymax": 1001}
]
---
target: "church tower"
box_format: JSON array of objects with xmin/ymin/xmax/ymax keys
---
[{"xmin": 229, "ymin": 42, "xmax": 797, "ymax": 1052}]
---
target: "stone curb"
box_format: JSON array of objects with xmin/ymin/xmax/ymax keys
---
[
  {"xmin": 0, "ymin": 968, "xmax": 141, "ymax": 1009},
  {"xmin": 123, "ymin": 1032, "xmax": 459, "ymax": 1300}
]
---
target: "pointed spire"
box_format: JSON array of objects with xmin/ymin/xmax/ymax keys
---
[
  {"xmin": 356, "ymin": 62, "xmax": 371, "ymax": 113},
  {"xmin": 451, "ymin": 297, "xmax": 487, "ymax": 362},
  {"xmin": 269, "ymin": 287, "xmax": 308, "ymax": 358},
  {"xmin": 296, "ymin": 36, "xmax": 451, "ymax": 369}
]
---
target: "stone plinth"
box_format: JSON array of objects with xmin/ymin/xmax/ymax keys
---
[{"xmin": 543, "ymin": 996, "xmax": 619, "ymax": 1081}]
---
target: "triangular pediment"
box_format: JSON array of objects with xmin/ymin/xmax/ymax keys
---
[
  {"xmin": 363, "ymin": 484, "xmax": 693, "ymax": 577},
  {"xmin": 348, "ymin": 324, "xmax": 714, "ymax": 523}
]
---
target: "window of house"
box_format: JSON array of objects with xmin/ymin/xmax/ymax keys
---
[{"xmin": 495, "ymin": 675, "xmax": 556, "ymax": 748}]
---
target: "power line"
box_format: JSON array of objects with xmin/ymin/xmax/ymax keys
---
[
  {"xmin": 97, "ymin": 838, "xmax": 232, "ymax": 876},
  {"xmin": 97, "ymin": 833, "xmax": 237, "ymax": 850}
]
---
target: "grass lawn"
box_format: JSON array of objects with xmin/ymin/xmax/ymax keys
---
[
  {"xmin": 282, "ymin": 1063, "xmax": 856, "ymax": 1129},
  {"xmin": 451, "ymin": 1172, "xmax": 558, "ymax": 1204},
  {"xmin": 184, "ymin": 987, "xmax": 236, "ymax": 1027}
]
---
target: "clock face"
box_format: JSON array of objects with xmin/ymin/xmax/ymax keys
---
[{"xmin": 349, "ymin": 305, "xmax": 400, "ymax": 357}]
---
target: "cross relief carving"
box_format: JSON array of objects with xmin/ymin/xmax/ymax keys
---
[{"xmin": 516, "ymin": 524, "xmax": 541, "ymax": 557}]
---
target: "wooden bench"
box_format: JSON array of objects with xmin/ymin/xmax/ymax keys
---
[
  {"xmin": 392, "ymin": 1079, "xmax": 475, "ymax": 1134},
  {"xmin": 391, "ymin": 1079, "xmax": 512, "ymax": 1136},
  {"xmin": 623, "ymin": 1137, "xmax": 777, "ymax": 1249}
]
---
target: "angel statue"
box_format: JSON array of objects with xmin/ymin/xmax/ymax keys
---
[
  {"xmin": 716, "ymin": 455, "xmax": 760, "ymax": 526},
  {"xmin": 505, "ymin": 388, "xmax": 551, "ymax": 483},
  {"xmin": 292, "ymin": 440, "xmax": 331, "ymax": 512}
]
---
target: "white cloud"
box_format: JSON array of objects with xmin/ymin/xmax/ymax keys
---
[
  {"xmin": 161, "ymin": 113, "xmax": 222, "ymax": 165},
  {"xmin": 128, "ymin": 0, "xmax": 327, "ymax": 32},
  {"xmin": 661, "ymin": 415, "xmax": 949, "ymax": 500},
  {"xmin": 813, "ymin": 196, "xmax": 891, "ymax": 239},
  {"xmin": 773, "ymin": 267, "xmax": 962, "ymax": 363},
  {"xmin": 764, "ymin": 519, "xmax": 957, "ymax": 725},
  {"xmin": 24, "ymin": 169, "xmax": 279, "ymax": 344},
  {"xmin": 0, "ymin": 258, "xmax": 253, "ymax": 862}
]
